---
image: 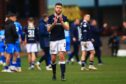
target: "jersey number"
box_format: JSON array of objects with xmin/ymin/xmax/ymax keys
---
[{"xmin": 28, "ymin": 30, "xmax": 35, "ymax": 37}]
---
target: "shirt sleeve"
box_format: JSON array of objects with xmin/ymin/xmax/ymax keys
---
[
  {"xmin": 63, "ymin": 16, "xmax": 68, "ymax": 22},
  {"xmin": 47, "ymin": 15, "xmax": 53, "ymax": 24},
  {"xmin": 11, "ymin": 23, "xmax": 18, "ymax": 40},
  {"xmin": 19, "ymin": 23, "xmax": 24, "ymax": 41},
  {"xmin": 19, "ymin": 23, "xmax": 23, "ymax": 35}
]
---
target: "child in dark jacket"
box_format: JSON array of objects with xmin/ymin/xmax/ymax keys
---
[
  {"xmin": 108, "ymin": 32, "xmax": 120, "ymax": 56},
  {"xmin": 35, "ymin": 14, "xmax": 52, "ymax": 71}
]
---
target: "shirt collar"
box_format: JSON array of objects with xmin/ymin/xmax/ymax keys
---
[{"xmin": 83, "ymin": 20, "xmax": 88, "ymax": 23}]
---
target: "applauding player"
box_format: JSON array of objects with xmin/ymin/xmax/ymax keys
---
[{"xmin": 47, "ymin": 3, "xmax": 69, "ymax": 80}]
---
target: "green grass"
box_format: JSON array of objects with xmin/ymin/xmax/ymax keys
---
[{"xmin": 0, "ymin": 56, "xmax": 126, "ymax": 84}]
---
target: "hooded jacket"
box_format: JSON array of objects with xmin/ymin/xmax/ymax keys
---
[
  {"xmin": 4, "ymin": 20, "xmax": 18, "ymax": 44},
  {"xmin": 38, "ymin": 18, "xmax": 49, "ymax": 48}
]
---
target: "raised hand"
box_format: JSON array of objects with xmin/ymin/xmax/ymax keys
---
[{"xmin": 53, "ymin": 16, "xmax": 58, "ymax": 25}]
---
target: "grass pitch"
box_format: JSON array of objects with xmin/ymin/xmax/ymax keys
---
[{"xmin": 0, "ymin": 56, "xmax": 126, "ymax": 84}]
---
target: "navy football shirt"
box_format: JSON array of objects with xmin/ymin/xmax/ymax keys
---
[
  {"xmin": 80, "ymin": 21, "xmax": 92, "ymax": 41},
  {"xmin": 24, "ymin": 26, "xmax": 38, "ymax": 43},
  {"xmin": 48, "ymin": 14, "xmax": 68, "ymax": 41}
]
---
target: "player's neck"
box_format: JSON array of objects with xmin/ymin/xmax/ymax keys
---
[{"xmin": 54, "ymin": 13, "xmax": 62, "ymax": 18}]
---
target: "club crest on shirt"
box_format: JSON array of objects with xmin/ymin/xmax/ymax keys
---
[
  {"xmin": 83, "ymin": 23, "xmax": 87, "ymax": 27},
  {"xmin": 83, "ymin": 30, "xmax": 87, "ymax": 32}
]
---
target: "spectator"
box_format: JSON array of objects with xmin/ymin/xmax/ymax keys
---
[
  {"xmin": 66, "ymin": 19, "xmax": 81, "ymax": 64},
  {"xmin": 108, "ymin": 32, "xmax": 120, "ymax": 57}
]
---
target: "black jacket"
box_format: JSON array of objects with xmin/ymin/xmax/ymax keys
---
[
  {"xmin": 38, "ymin": 18, "xmax": 49, "ymax": 48},
  {"xmin": 71, "ymin": 23, "xmax": 79, "ymax": 42},
  {"xmin": 4, "ymin": 20, "xmax": 18, "ymax": 44}
]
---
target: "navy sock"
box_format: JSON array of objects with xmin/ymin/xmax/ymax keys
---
[
  {"xmin": 60, "ymin": 64, "xmax": 66, "ymax": 77},
  {"xmin": 52, "ymin": 63, "xmax": 56, "ymax": 76},
  {"xmin": 89, "ymin": 61, "xmax": 94, "ymax": 65},
  {"xmin": 81, "ymin": 60, "xmax": 86, "ymax": 67},
  {"xmin": 39, "ymin": 55, "xmax": 46, "ymax": 63},
  {"xmin": 59, "ymin": 61, "xmax": 66, "ymax": 77},
  {"xmin": 4, "ymin": 66, "xmax": 9, "ymax": 70}
]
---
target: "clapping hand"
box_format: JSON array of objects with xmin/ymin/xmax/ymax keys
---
[
  {"xmin": 59, "ymin": 16, "xmax": 63, "ymax": 23},
  {"xmin": 53, "ymin": 16, "xmax": 58, "ymax": 25}
]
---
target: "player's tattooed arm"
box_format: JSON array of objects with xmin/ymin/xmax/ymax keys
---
[
  {"xmin": 47, "ymin": 24, "xmax": 55, "ymax": 32},
  {"xmin": 47, "ymin": 17, "xmax": 58, "ymax": 32}
]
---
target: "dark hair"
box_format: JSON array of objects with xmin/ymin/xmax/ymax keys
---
[
  {"xmin": 6, "ymin": 12, "xmax": 17, "ymax": 17},
  {"xmin": 28, "ymin": 17, "xmax": 34, "ymax": 22},
  {"xmin": 42, "ymin": 13, "xmax": 48, "ymax": 19},
  {"xmin": 55, "ymin": 2, "xmax": 62, "ymax": 6}
]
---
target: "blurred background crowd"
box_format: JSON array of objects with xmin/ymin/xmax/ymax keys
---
[{"xmin": 0, "ymin": 0, "xmax": 126, "ymax": 56}]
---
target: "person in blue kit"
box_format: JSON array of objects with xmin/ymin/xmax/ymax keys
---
[
  {"xmin": 64, "ymin": 24, "xmax": 71, "ymax": 63},
  {"xmin": 9, "ymin": 15, "xmax": 23, "ymax": 72},
  {"xmin": 80, "ymin": 14, "xmax": 97, "ymax": 71},
  {"xmin": 66, "ymin": 19, "xmax": 81, "ymax": 64},
  {"xmin": 2, "ymin": 13, "xmax": 18, "ymax": 72},
  {"xmin": 64, "ymin": 29, "xmax": 71, "ymax": 55},
  {"xmin": 108, "ymin": 31, "xmax": 120, "ymax": 57},
  {"xmin": 35, "ymin": 14, "xmax": 52, "ymax": 71},
  {"xmin": 0, "ymin": 24, "xmax": 6, "ymax": 66}
]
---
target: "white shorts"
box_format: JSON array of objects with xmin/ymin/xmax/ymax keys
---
[
  {"xmin": 81, "ymin": 41, "xmax": 94, "ymax": 51},
  {"xmin": 50, "ymin": 39, "xmax": 66, "ymax": 54},
  {"xmin": 26, "ymin": 43, "xmax": 38, "ymax": 53}
]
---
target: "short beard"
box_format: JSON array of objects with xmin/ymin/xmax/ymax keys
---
[{"xmin": 55, "ymin": 11, "xmax": 62, "ymax": 15}]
